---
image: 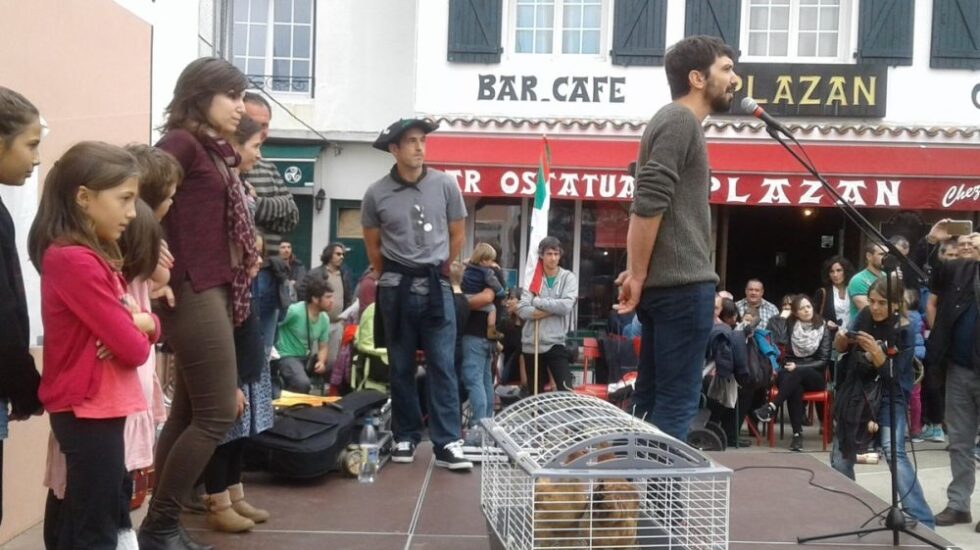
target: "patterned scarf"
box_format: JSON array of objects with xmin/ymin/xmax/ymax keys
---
[
  {"xmin": 200, "ymin": 133, "xmax": 256, "ymax": 327},
  {"xmin": 790, "ymin": 320, "xmax": 825, "ymax": 358}
]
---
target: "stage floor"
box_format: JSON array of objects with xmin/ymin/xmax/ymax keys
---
[{"xmin": 2, "ymin": 440, "xmax": 966, "ymax": 549}]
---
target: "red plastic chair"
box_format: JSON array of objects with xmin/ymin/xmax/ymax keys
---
[
  {"xmin": 573, "ymin": 337, "xmax": 607, "ymax": 399},
  {"xmin": 764, "ymin": 369, "xmax": 832, "ymax": 450}
]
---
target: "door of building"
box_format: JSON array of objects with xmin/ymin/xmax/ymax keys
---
[
  {"xmin": 725, "ymin": 206, "xmax": 847, "ymax": 303},
  {"xmin": 329, "ymin": 199, "xmax": 367, "ymax": 279},
  {"xmin": 261, "ymin": 143, "xmax": 321, "ymax": 268}
]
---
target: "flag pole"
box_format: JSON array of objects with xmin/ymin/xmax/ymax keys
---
[{"xmin": 533, "ymin": 319, "xmax": 540, "ymax": 395}]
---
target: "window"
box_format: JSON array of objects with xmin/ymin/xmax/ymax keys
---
[
  {"xmin": 473, "ymin": 199, "xmax": 524, "ymax": 289},
  {"xmin": 231, "ymin": 0, "xmax": 314, "ymax": 94},
  {"xmin": 744, "ymin": 0, "xmax": 848, "ymax": 60},
  {"xmin": 515, "ymin": 0, "xmax": 603, "ymax": 55}
]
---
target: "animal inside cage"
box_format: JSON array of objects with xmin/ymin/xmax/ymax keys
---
[{"xmin": 481, "ymin": 393, "xmax": 731, "ymax": 550}]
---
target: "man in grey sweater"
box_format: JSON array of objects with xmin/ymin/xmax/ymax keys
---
[
  {"xmin": 615, "ymin": 36, "xmax": 738, "ymax": 440},
  {"xmin": 519, "ymin": 236, "xmax": 578, "ymax": 394}
]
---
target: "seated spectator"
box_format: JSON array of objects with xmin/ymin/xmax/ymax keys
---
[
  {"xmin": 765, "ymin": 294, "xmax": 795, "ymax": 350},
  {"xmin": 705, "ymin": 297, "xmax": 751, "ymax": 446},
  {"xmin": 755, "ymin": 294, "xmax": 832, "ymax": 452},
  {"xmin": 274, "ymin": 278, "xmax": 334, "ymax": 394},
  {"xmin": 736, "ymin": 279, "xmax": 779, "ymax": 330}
]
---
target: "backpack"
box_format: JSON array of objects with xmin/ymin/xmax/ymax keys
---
[{"xmin": 739, "ymin": 328, "xmax": 778, "ymax": 390}]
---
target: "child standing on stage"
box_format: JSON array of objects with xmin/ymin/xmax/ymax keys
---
[
  {"xmin": 0, "ymin": 86, "xmax": 45, "ymax": 528},
  {"xmin": 29, "ymin": 142, "xmax": 158, "ymax": 549}
]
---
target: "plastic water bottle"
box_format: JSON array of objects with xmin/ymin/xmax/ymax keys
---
[{"xmin": 358, "ymin": 415, "xmax": 379, "ymax": 483}]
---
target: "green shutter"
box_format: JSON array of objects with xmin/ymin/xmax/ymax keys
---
[
  {"xmin": 857, "ymin": 0, "xmax": 914, "ymax": 65},
  {"xmin": 611, "ymin": 0, "xmax": 668, "ymax": 66},
  {"xmin": 684, "ymin": 0, "xmax": 740, "ymax": 54},
  {"xmin": 447, "ymin": 0, "xmax": 502, "ymax": 63},
  {"xmin": 931, "ymin": 0, "xmax": 980, "ymax": 69}
]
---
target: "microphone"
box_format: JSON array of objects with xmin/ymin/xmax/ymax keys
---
[{"xmin": 741, "ymin": 97, "xmax": 791, "ymax": 136}]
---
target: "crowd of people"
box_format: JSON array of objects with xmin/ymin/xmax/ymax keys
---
[
  {"xmin": 695, "ymin": 225, "xmax": 979, "ymax": 532},
  {"xmin": 0, "ymin": 34, "xmax": 978, "ymax": 550}
]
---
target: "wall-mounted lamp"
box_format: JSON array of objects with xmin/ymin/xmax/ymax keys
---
[{"xmin": 314, "ymin": 189, "xmax": 326, "ymax": 213}]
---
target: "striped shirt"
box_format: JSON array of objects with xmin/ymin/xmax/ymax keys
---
[{"xmin": 241, "ymin": 158, "xmax": 300, "ymax": 256}]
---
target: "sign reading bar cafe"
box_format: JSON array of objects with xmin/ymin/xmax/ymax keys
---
[{"xmin": 731, "ymin": 63, "xmax": 887, "ymax": 118}]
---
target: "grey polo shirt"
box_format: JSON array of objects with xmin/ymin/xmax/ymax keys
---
[{"xmin": 361, "ymin": 166, "xmax": 466, "ymax": 270}]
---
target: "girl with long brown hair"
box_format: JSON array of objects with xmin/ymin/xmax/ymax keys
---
[
  {"xmin": 28, "ymin": 142, "xmax": 158, "ymax": 548},
  {"xmin": 138, "ymin": 57, "xmax": 255, "ymax": 550}
]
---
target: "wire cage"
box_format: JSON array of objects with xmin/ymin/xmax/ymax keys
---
[{"xmin": 481, "ymin": 393, "xmax": 731, "ymax": 550}]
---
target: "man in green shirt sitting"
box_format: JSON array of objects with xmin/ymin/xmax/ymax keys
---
[{"xmin": 275, "ymin": 278, "xmax": 334, "ymax": 394}]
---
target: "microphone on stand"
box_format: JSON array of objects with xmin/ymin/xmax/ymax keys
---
[{"xmin": 740, "ymin": 97, "xmax": 792, "ymax": 136}]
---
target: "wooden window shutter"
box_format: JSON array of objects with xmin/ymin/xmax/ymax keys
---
[
  {"xmin": 611, "ymin": 0, "xmax": 668, "ymax": 66},
  {"xmin": 684, "ymin": 0, "xmax": 741, "ymax": 55},
  {"xmin": 931, "ymin": 0, "xmax": 980, "ymax": 69},
  {"xmin": 447, "ymin": 0, "xmax": 503, "ymax": 64},
  {"xmin": 857, "ymin": 0, "xmax": 914, "ymax": 66}
]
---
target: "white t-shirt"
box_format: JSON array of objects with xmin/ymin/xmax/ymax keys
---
[{"xmin": 833, "ymin": 287, "xmax": 850, "ymax": 329}]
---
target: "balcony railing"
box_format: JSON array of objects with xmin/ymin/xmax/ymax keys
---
[{"xmin": 246, "ymin": 74, "xmax": 314, "ymax": 96}]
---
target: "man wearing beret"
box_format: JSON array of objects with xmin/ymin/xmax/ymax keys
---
[{"xmin": 360, "ymin": 118, "xmax": 473, "ymax": 470}]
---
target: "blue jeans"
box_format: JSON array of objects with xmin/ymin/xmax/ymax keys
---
[
  {"xmin": 252, "ymin": 275, "xmax": 280, "ymax": 354},
  {"xmin": 631, "ymin": 282, "xmax": 715, "ymax": 441},
  {"xmin": 830, "ymin": 397, "xmax": 935, "ymax": 529},
  {"xmin": 460, "ymin": 335, "xmax": 494, "ymax": 427},
  {"xmin": 379, "ymin": 284, "xmax": 461, "ymax": 448}
]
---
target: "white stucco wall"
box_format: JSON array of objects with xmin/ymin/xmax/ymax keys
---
[
  {"xmin": 115, "ymin": 0, "xmax": 201, "ymax": 142},
  {"xmin": 410, "ymin": 0, "xmax": 980, "ymax": 128}
]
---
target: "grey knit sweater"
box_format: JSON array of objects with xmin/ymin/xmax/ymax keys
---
[{"xmin": 632, "ymin": 103, "xmax": 719, "ymax": 288}]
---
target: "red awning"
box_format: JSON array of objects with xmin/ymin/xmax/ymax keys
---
[{"xmin": 427, "ymin": 134, "xmax": 980, "ymax": 211}]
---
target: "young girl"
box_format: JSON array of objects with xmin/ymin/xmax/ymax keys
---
[
  {"xmin": 124, "ymin": 143, "xmax": 183, "ymax": 307},
  {"xmin": 42, "ymin": 200, "xmax": 170, "ymax": 549},
  {"xmin": 28, "ymin": 142, "xmax": 157, "ymax": 548},
  {"xmin": 0, "ymin": 86, "xmax": 44, "ymax": 527},
  {"xmin": 199, "ymin": 115, "xmax": 273, "ymax": 533}
]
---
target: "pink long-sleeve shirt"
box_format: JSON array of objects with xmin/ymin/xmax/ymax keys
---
[{"xmin": 38, "ymin": 245, "xmax": 156, "ymax": 418}]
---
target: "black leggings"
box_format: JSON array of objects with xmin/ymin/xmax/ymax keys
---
[
  {"xmin": 47, "ymin": 413, "xmax": 130, "ymax": 550},
  {"xmin": 203, "ymin": 438, "xmax": 246, "ymax": 494},
  {"xmin": 524, "ymin": 345, "xmax": 572, "ymax": 394},
  {"xmin": 773, "ymin": 367, "xmax": 826, "ymax": 433}
]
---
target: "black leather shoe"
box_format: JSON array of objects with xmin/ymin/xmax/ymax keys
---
[
  {"xmin": 137, "ymin": 526, "xmax": 188, "ymax": 550},
  {"xmin": 935, "ymin": 507, "xmax": 972, "ymax": 526}
]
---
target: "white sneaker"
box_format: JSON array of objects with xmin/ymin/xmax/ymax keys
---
[
  {"xmin": 391, "ymin": 440, "xmax": 416, "ymax": 463},
  {"xmin": 435, "ymin": 440, "xmax": 473, "ymax": 471}
]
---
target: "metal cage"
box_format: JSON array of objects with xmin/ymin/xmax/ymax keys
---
[{"xmin": 481, "ymin": 393, "xmax": 731, "ymax": 549}]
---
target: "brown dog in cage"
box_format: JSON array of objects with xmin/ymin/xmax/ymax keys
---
[
  {"xmin": 533, "ymin": 445, "xmax": 638, "ymax": 548},
  {"xmin": 580, "ymin": 479, "xmax": 639, "ymax": 549},
  {"xmin": 533, "ymin": 478, "xmax": 588, "ymax": 546}
]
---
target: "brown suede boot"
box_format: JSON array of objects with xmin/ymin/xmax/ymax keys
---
[
  {"xmin": 203, "ymin": 490, "xmax": 255, "ymax": 533},
  {"xmin": 228, "ymin": 483, "xmax": 270, "ymax": 523}
]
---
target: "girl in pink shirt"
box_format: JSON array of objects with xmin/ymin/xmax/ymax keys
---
[{"xmin": 28, "ymin": 142, "xmax": 158, "ymax": 549}]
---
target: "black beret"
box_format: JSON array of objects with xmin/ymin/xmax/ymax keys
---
[{"xmin": 372, "ymin": 117, "xmax": 439, "ymax": 152}]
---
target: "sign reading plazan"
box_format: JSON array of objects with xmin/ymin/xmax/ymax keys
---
[{"xmin": 435, "ymin": 166, "xmax": 980, "ymax": 211}]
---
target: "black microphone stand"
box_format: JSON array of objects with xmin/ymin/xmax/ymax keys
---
[{"xmin": 756, "ymin": 124, "xmax": 946, "ymax": 549}]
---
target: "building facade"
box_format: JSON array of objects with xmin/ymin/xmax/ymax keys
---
[{"xmin": 168, "ymin": 0, "xmax": 980, "ymax": 327}]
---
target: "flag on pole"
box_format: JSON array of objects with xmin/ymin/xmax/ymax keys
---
[{"xmin": 523, "ymin": 137, "xmax": 551, "ymax": 295}]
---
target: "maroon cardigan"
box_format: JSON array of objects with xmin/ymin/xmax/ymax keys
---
[{"xmin": 156, "ymin": 129, "xmax": 233, "ymax": 294}]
